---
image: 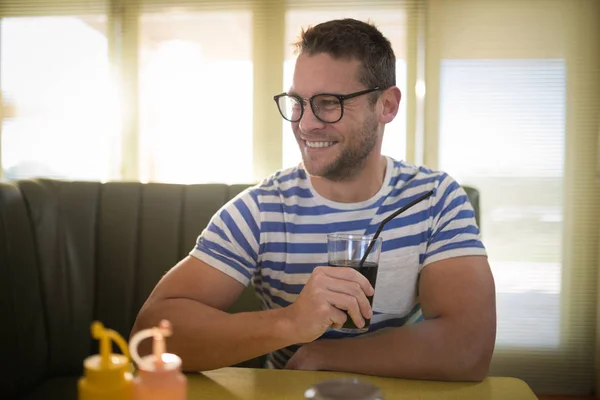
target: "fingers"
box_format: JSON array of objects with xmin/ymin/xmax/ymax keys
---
[
  {"xmin": 326, "ymin": 279, "xmax": 373, "ymax": 320},
  {"xmin": 292, "ymin": 266, "xmax": 375, "ymax": 339},
  {"xmin": 328, "ymin": 292, "xmax": 368, "ymax": 328},
  {"xmin": 312, "ymin": 268, "xmax": 373, "ymax": 320},
  {"xmin": 327, "ymin": 285, "xmax": 373, "ymax": 322},
  {"xmin": 317, "ymin": 266, "xmax": 375, "ymax": 296},
  {"xmin": 328, "ymin": 306, "xmax": 349, "ymax": 329}
]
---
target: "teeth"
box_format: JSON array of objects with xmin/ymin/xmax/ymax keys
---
[{"xmin": 306, "ymin": 141, "xmax": 334, "ymax": 148}]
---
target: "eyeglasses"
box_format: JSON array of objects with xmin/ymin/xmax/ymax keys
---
[{"xmin": 273, "ymin": 87, "xmax": 381, "ymax": 124}]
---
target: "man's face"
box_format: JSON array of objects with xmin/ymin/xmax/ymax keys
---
[{"xmin": 289, "ymin": 53, "xmax": 381, "ymax": 181}]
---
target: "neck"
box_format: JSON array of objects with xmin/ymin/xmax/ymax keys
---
[{"xmin": 310, "ymin": 155, "xmax": 388, "ymax": 203}]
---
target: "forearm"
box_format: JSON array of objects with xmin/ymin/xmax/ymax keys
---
[
  {"xmin": 131, "ymin": 297, "xmax": 295, "ymax": 371},
  {"xmin": 314, "ymin": 318, "xmax": 491, "ymax": 381}
]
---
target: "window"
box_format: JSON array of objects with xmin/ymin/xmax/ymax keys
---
[
  {"xmin": 1, "ymin": 16, "xmax": 118, "ymax": 181},
  {"xmin": 438, "ymin": 59, "xmax": 565, "ymax": 347},
  {"xmin": 138, "ymin": 10, "xmax": 253, "ymax": 184},
  {"xmin": 428, "ymin": 0, "xmax": 599, "ymax": 393}
]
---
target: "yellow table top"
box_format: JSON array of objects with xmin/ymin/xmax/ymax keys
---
[{"xmin": 187, "ymin": 367, "xmax": 537, "ymax": 399}]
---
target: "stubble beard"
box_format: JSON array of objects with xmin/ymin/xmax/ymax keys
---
[{"xmin": 301, "ymin": 114, "xmax": 379, "ymax": 182}]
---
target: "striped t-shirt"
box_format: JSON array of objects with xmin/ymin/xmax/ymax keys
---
[{"xmin": 190, "ymin": 156, "xmax": 487, "ymax": 369}]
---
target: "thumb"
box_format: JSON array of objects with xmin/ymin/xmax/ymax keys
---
[{"xmin": 284, "ymin": 353, "xmax": 299, "ymax": 370}]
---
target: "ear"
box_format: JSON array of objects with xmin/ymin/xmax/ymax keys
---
[{"xmin": 379, "ymin": 86, "xmax": 401, "ymax": 124}]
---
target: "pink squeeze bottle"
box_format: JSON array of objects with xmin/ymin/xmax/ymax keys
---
[{"xmin": 129, "ymin": 320, "xmax": 187, "ymax": 400}]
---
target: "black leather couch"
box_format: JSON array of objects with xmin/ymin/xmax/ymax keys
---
[{"xmin": 0, "ymin": 178, "xmax": 480, "ymax": 399}]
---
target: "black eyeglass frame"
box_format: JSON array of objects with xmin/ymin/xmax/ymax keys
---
[{"xmin": 273, "ymin": 87, "xmax": 381, "ymax": 124}]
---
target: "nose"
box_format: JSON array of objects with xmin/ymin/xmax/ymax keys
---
[{"xmin": 298, "ymin": 102, "xmax": 326, "ymax": 133}]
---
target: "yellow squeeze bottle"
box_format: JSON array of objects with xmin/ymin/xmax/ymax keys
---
[{"xmin": 78, "ymin": 321, "xmax": 133, "ymax": 400}]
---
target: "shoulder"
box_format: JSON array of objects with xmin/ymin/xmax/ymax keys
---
[
  {"xmin": 385, "ymin": 157, "xmax": 471, "ymax": 214},
  {"xmin": 236, "ymin": 164, "xmax": 310, "ymax": 203},
  {"xmin": 387, "ymin": 157, "xmax": 455, "ymax": 195}
]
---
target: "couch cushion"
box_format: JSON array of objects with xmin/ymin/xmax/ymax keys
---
[
  {"xmin": 22, "ymin": 376, "xmax": 79, "ymax": 400},
  {"xmin": 3, "ymin": 177, "xmax": 478, "ymax": 397},
  {"xmin": 94, "ymin": 182, "xmax": 143, "ymax": 340},
  {"xmin": 462, "ymin": 185, "xmax": 481, "ymax": 229},
  {"xmin": 178, "ymin": 184, "xmax": 231, "ymax": 262},
  {"xmin": 18, "ymin": 179, "xmax": 101, "ymax": 376},
  {"xmin": 0, "ymin": 182, "xmax": 49, "ymax": 397},
  {"xmin": 95, "ymin": 182, "xmax": 234, "ymax": 338}
]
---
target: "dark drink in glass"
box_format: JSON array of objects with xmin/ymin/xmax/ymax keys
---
[
  {"xmin": 326, "ymin": 233, "xmax": 383, "ymax": 333},
  {"xmin": 327, "ymin": 260, "xmax": 379, "ymax": 331}
]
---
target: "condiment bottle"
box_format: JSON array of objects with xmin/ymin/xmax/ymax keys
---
[
  {"xmin": 129, "ymin": 320, "xmax": 187, "ymax": 400},
  {"xmin": 78, "ymin": 321, "xmax": 133, "ymax": 400}
]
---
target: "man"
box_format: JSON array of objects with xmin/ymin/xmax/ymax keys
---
[{"xmin": 131, "ymin": 18, "xmax": 496, "ymax": 382}]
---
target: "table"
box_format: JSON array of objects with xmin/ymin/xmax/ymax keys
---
[{"xmin": 186, "ymin": 367, "xmax": 537, "ymax": 399}]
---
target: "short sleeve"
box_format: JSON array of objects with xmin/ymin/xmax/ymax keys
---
[
  {"xmin": 189, "ymin": 189, "xmax": 261, "ymax": 286},
  {"xmin": 423, "ymin": 174, "xmax": 487, "ymax": 267}
]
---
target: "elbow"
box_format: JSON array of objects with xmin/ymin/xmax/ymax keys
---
[
  {"xmin": 454, "ymin": 335, "xmax": 495, "ymax": 382},
  {"xmin": 129, "ymin": 299, "xmax": 173, "ymax": 357},
  {"xmin": 446, "ymin": 350, "xmax": 492, "ymax": 382},
  {"xmin": 129, "ymin": 316, "xmax": 146, "ymax": 341},
  {"xmin": 461, "ymin": 356, "xmax": 492, "ymax": 382},
  {"xmin": 130, "ymin": 305, "xmax": 149, "ymax": 338},
  {"xmin": 129, "ymin": 299, "xmax": 163, "ymax": 340},
  {"xmin": 451, "ymin": 314, "xmax": 496, "ymax": 382}
]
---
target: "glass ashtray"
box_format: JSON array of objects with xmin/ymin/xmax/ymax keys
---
[{"xmin": 304, "ymin": 378, "xmax": 383, "ymax": 400}]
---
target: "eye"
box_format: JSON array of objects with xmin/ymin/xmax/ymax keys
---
[{"xmin": 314, "ymin": 95, "xmax": 340, "ymax": 110}]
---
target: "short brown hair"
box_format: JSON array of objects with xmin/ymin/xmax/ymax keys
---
[{"xmin": 293, "ymin": 18, "xmax": 396, "ymax": 96}]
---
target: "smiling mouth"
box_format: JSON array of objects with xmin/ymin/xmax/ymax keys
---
[{"xmin": 305, "ymin": 140, "xmax": 336, "ymax": 148}]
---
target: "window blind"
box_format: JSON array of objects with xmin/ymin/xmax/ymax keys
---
[
  {"xmin": 427, "ymin": 0, "xmax": 600, "ymax": 394},
  {"xmin": 0, "ymin": 0, "xmax": 106, "ymax": 16}
]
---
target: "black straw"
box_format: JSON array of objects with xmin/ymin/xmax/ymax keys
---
[{"xmin": 359, "ymin": 190, "xmax": 434, "ymax": 267}]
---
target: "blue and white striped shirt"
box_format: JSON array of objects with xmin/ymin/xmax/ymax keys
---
[{"xmin": 190, "ymin": 156, "xmax": 487, "ymax": 368}]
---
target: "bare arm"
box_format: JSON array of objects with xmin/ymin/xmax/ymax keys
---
[
  {"xmin": 285, "ymin": 255, "xmax": 497, "ymax": 381},
  {"xmin": 131, "ymin": 255, "xmax": 376, "ymax": 372},
  {"xmin": 131, "ymin": 256, "xmax": 298, "ymax": 371}
]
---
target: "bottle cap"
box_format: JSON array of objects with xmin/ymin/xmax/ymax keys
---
[
  {"xmin": 83, "ymin": 321, "xmax": 132, "ymax": 386},
  {"xmin": 129, "ymin": 320, "xmax": 182, "ymax": 372}
]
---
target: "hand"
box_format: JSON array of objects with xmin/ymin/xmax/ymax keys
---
[
  {"xmin": 284, "ymin": 266, "xmax": 374, "ymax": 344},
  {"xmin": 284, "ymin": 341, "xmax": 323, "ymax": 371}
]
